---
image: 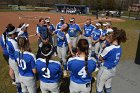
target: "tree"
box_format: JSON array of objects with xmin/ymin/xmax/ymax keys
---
[
  {"xmin": 67, "ymin": 0, "xmax": 80, "ymax": 5},
  {"xmin": 94, "ymin": 0, "xmax": 102, "ymax": 10},
  {"xmin": 106, "ymin": 0, "xmax": 116, "ymax": 10}
]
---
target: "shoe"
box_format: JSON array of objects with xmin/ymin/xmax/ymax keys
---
[
  {"xmin": 12, "ymin": 81, "xmax": 16, "ymax": 85},
  {"xmin": 95, "ymin": 68, "xmax": 99, "ymax": 72}
]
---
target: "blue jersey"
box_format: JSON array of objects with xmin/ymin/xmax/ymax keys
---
[
  {"xmin": 56, "ymin": 22, "xmax": 64, "ymax": 30},
  {"xmin": 0, "ymin": 34, "xmax": 9, "ymax": 55},
  {"xmin": 18, "ymin": 31, "xmax": 28, "ymax": 38},
  {"xmin": 92, "ymin": 28, "xmax": 101, "ymax": 40},
  {"xmin": 100, "ymin": 45, "xmax": 122, "ymax": 69},
  {"xmin": 6, "ymin": 38, "xmax": 18, "ymax": 59},
  {"xmin": 83, "ymin": 24, "xmax": 95, "ymax": 37},
  {"xmin": 36, "ymin": 58, "xmax": 62, "ymax": 83},
  {"xmin": 15, "ymin": 50, "xmax": 36, "ymax": 77},
  {"xmin": 55, "ymin": 30, "xmax": 68, "ymax": 47},
  {"xmin": 68, "ymin": 24, "xmax": 81, "ymax": 37},
  {"xmin": 101, "ymin": 30, "xmax": 107, "ymax": 37},
  {"xmin": 47, "ymin": 24, "xmax": 55, "ymax": 32},
  {"xmin": 36, "ymin": 24, "xmax": 48, "ymax": 40},
  {"xmin": 67, "ymin": 57, "xmax": 96, "ymax": 84}
]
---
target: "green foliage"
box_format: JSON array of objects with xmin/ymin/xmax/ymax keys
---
[
  {"xmin": 67, "ymin": 0, "xmax": 80, "ymax": 5},
  {"xmin": 106, "ymin": 0, "xmax": 116, "ymax": 10},
  {"xmin": 89, "ymin": 0, "xmax": 117, "ymax": 10},
  {"xmin": 94, "ymin": 0, "xmax": 102, "ymax": 10}
]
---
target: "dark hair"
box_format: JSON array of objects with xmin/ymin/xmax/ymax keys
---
[
  {"xmin": 39, "ymin": 18, "xmax": 44, "ymax": 22},
  {"xmin": 17, "ymin": 36, "xmax": 28, "ymax": 64},
  {"xmin": 65, "ymin": 23, "xmax": 69, "ymax": 32},
  {"xmin": 18, "ymin": 23, "xmax": 24, "ymax": 28},
  {"xmin": 77, "ymin": 39, "xmax": 89, "ymax": 74},
  {"xmin": 4, "ymin": 24, "xmax": 15, "ymax": 47},
  {"xmin": 112, "ymin": 28, "xmax": 127, "ymax": 45},
  {"xmin": 40, "ymin": 43, "xmax": 53, "ymax": 73}
]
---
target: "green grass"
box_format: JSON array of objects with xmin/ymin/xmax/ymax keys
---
[
  {"xmin": 122, "ymin": 11, "xmax": 139, "ymax": 17},
  {"xmin": 0, "ymin": 17, "xmax": 140, "ymax": 92}
]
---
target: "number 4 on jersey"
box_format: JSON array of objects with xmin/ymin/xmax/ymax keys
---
[{"xmin": 78, "ymin": 67, "xmax": 87, "ymax": 78}]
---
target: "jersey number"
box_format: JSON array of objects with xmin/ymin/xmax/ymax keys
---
[
  {"xmin": 18, "ymin": 59, "xmax": 27, "ymax": 70},
  {"xmin": 42, "ymin": 68, "xmax": 51, "ymax": 78},
  {"xmin": 78, "ymin": 67, "xmax": 87, "ymax": 78},
  {"xmin": 114, "ymin": 53, "xmax": 120, "ymax": 64}
]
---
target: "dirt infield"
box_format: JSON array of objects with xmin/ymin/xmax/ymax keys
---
[{"xmin": 0, "ymin": 12, "xmax": 125, "ymax": 43}]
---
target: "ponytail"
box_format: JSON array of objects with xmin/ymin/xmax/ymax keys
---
[
  {"xmin": 45, "ymin": 56, "xmax": 50, "ymax": 73},
  {"xmin": 85, "ymin": 50, "xmax": 88, "ymax": 74}
]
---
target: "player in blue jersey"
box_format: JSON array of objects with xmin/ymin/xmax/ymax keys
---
[
  {"xmin": 97, "ymin": 23, "xmax": 108, "ymax": 58},
  {"xmin": 96, "ymin": 28, "xmax": 127, "ymax": 93},
  {"xmin": 83, "ymin": 18, "xmax": 95, "ymax": 56},
  {"xmin": 45, "ymin": 17, "xmax": 55, "ymax": 45},
  {"xmin": 15, "ymin": 36, "xmax": 37, "ymax": 93},
  {"xmin": 68, "ymin": 18, "xmax": 82, "ymax": 48},
  {"xmin": 0, "ymin": 24, "xmax": 16, "ymax": 85},
  {"xmin": 6, "ymin": 25, "xmax": 23, "ymax": 92},
  {"xmin": 0, "ymin": 24, "xmax": 11, "ymax": 64},
  {"xmin": 67, "ymin": 39, "xmax": 96, "ymax": 93},
  {"xmin": 53, "ymin": 23, "xmax": 73, "ymax": 76},
  {"xmin": 17, "ymin": 23, "xmax": 31, "ymax": 52},
  {"xmin": 36, "ymin": 43, "xmax": 62, "ymax": 93},
  {"xmin": 56, "ymin": 16, "xmax": 65, "ymax": 30},
  {"xmin": 91, "ymin": 23, "xmax": 102, "ymax": 57},
  {"xmin": 36, "ymin": 18, "xmax": 49, "ymax": 59}
]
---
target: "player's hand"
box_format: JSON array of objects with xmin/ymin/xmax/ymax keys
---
[{"xmin": 71, "ymin": 52, "xmax": 75, "ymax": 57}]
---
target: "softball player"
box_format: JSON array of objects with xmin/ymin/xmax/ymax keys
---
[
  {"xmin": 96, "ymin": 28, "xmax": 127, "ymax": 93},
  {"xmin": 0, "ymin": 24, "xmax": 16, "ymax": 85},
  {"xmin": 91, "ymin": 23, "xmax": 102, "ymax": 57},
  {"xmin": 56, "ymin": 16, "xmax": 65, "ymax": 30},
  {"xmin": 45, "ymin": 18, "xmax": 55, "ymax": 45},
  {"xmin": 97, "ymin": 23, "xmax": 108, "ymax": 58},
  {"xmin": 36, "ymin": 18, "xmax": 49, "ymax": 58},
  {"xmin": 14, "ymin": 36, "xmax": 37, "ymax": 93},
  {"xmin": 68, "ymin": 18, "xmax": 82, "ymax": 48},
  {"xmin": 83, "ymin": 18, "xmax": 95, "ymax": 56},
  {"xmin": 6, "ymin": 25, "xmax": 22, "ymax": 92},
  {"xmin": 0, "ymin": 28, "xmax": 9, "ymax": 63},
  {"xmin": 36, "ymin": 43, "xmax": 62, "ymax": 93},
  {"xmin": 54, "ymin": 23, "xmax": 72, "ymax": 76},
  {"xmin": 67, "ymin": 39, "xmax": 96, "ymax": 93}
]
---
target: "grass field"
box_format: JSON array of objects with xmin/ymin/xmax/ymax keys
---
[{"xmin": 0, "ymin": 12, "xmax": 140, "ymax": 93}]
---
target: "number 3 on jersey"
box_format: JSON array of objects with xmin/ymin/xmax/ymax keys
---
[
  {"xmin": 78, "ymin": 67, "xmax": 87, "ymax": 78},
  {"xmin": 42, "ymin": 68, "xmax": 51, "ymax": 78}
]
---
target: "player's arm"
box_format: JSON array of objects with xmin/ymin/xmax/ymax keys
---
[
  {"xmin": 82, "ymin": 26, "xmax": 85, "ymax": 36},
  {"xmin": 31, "ymin": 55, "xmax": 37, "ymax": 74},
  {"xmin": 99, "ymin": 56, "xmax": 104, "ymax": 62},
  {"xmin": 36, "ymin": 26, "xmax": 41, "ymax": 38},
  {"xmin": 77, "ymin": 25, "xmax": 82, "ymax": 35},
  {"xmin": 99, "ymin": 47, "xmax": 110, "ymax": 62},
  {"xmin": 66, "ymin": 34, "xmax": 74, "ymax": 56}
]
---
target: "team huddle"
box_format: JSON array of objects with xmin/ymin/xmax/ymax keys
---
[{"xmin": 0, "ymin": 16, "xmax": 127, "ymax": 93}]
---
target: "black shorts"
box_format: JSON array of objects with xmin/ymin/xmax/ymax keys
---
[{"xmin": 3, "ymin": 54, "xmax": 9, "ymax": 65}]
